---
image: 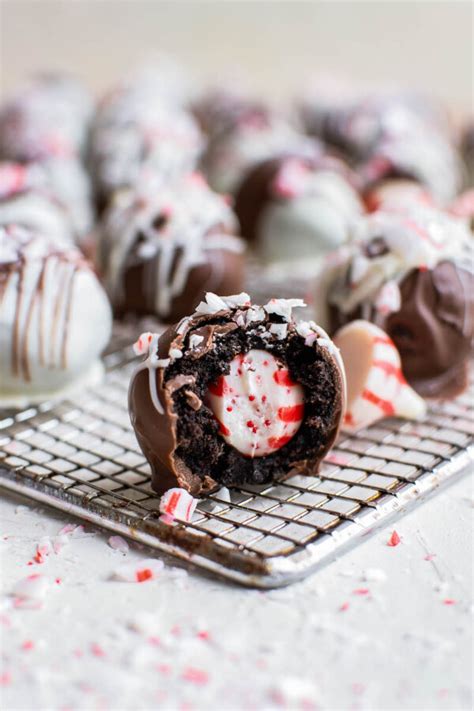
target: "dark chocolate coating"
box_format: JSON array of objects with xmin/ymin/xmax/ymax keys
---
[
  {"xmin": 329, "ymin": 261, "xmax": 474, "ymax": 399},
  {"xmin": 115, "ymin": 242, "xmax": 244, "ymax": 324},
  {"xmin": 234, "ymin": 157, "xmax": 283, "ymax": 243},
  {"xmin": 461, "ymin": 123, "xmax": 474, "ymax": 188},
  {"xmin": 129, "ymin": 305, "xmax": 344, "ymax": 496}
]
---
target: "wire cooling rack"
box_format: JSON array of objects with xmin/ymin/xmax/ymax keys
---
[{"xmin": 0, "ymin": 320, "xmax": 473, "ymax": 588}]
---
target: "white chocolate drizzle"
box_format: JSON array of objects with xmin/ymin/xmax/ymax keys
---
[
  {"xmin": 326, "ymin": 206, "xmax": 473, "ymax": 318},
  {"xmin": 99, "ymin": 175, "xmax": 244, "ymax": 319}
]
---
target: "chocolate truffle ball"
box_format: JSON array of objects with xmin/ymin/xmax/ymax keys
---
[
  {"xmin": 129, "ymin": 293, "xmax": 345, "ymax": 495},
  {"xmin": 300, "ymin": 87, "xmax": 461, "ymax": 203},
  {"xmin": 97, "ymin": 173, "xmax": 245, "ymax": 323},
  {"xmin": 0, "ymin": 73, "xmax": 93, "ymax": 162},
  {"xmin": 90, "ymin": 82, "xmax": 203, "ymax": 211},
  {"xmin": 193, "ymin": 88, "xmax": 270, "ymax": 139},
  {"xmin": 202, "ymin": 107, "xmax": 318, "ymax": 195},
  {"xmin": 0, "ymin": 225, "xmax": 112, "ymax": 407},
  {"xmin": 234, "ymin": 153, "xmax": 364, "ymax": 264},
  {"xmin": 316, "ymin": 207, "xmax": 474, "ymax": 398}
]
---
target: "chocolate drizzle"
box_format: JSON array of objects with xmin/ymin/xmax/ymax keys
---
[
  {"xmin": 1, "ymin": 226, "xmax": 92, "ymax": 384},
  {"xmin": 98, "ymin": 175, "xmax": 245, "ymax": 322}
]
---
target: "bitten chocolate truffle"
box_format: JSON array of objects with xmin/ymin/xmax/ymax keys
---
[
  {"xmin": 0, "ymin": 225, "xmax": 112, "ymax": 407},
  {"xmin": 234, "ymin": 153, "xmax": 363, "ymax": 264},
  {"xmin": 97, "ymin": 173, "xmax": 245, "ymax": 323},
  {"xmin": 129, "ymin": 293, "xmax": 345, "ymax": 496},
  {"xmin": 316, "ymin": 207, "xmax": 474, "ymax": 399}
]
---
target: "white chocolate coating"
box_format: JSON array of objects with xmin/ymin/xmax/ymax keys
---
[
  {"xmin": 206, "ymin": 349, "xmax": 304, "ymax": 458},
  {"xmin": 0, "ymin": 191, "xmax": 74, "ymax": 246},
  {"xmin": 0, "ymin": 226, "xmax": 112, "ymax": 407},
  {"xmin": 258, "ymin": 160, "xmax": 364, "ymax": 263},
  {"xmin": 0, "ymin": 160, "xmax": 93, "ymax": 242},
  {"xmin": 36, "ymin": 157, "xmax": 94, "ymax": 238}
]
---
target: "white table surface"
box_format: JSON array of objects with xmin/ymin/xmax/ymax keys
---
[{"xmin": 0, "ymin": 472, "xmax": 472, "ymax": 711}]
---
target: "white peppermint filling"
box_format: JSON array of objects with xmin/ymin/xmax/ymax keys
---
[{"xmin": 206, "ymin": 349, "xmax": 304, "ymax": 458}]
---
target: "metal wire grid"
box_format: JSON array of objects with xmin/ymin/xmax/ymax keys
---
[{"xmin": 0, "ymin": 335, "xmax": 472, "ymax": 587}]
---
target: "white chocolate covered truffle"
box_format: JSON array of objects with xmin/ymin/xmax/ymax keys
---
[{"xmin": 0, "ymin": 225, "xmax": 112, "ymax": 407}]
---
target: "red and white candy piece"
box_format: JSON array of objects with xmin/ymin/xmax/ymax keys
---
[
  {"xmin": 333, "ymin": 320, "xmax": 426, "ymax": 432},
  {"xmin": 271, "ymin": 158, "xmax": 310, "ymax": 199},
  {"xmin": 11, "ymin": 574, "xmax": 50, "ymax": 602},
  {"xmin": 112, "ymin": 558, "xmax": 164, "ymax": 583},
  {"xmin": 0, "ymin": 163, "xmax": 28, "ymax": 198},
  {"xmin": 374, "ymin": 280, "xmax": 401, "ymax": 315},
  {"xmin": 449, "ymin": 189, "xmax": 474, "ymax": 220},
  {"xmin": 133, "ymin": 331, "xmax": 155, "ymax": 356},
  {"xmin": 206, "ymin": 349, "xmax": 304, "ymax": 457},
  {"xmin": 159, "ymin": 487, "xmax": 198, "ymax": 523},
  {"xmin": 365, "ymin": 178, "xmax": 434, "ymax": 213}
]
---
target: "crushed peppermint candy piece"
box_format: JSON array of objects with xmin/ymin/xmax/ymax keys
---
[
  {"xmin": 181, "ymin": 667, "xmax": 209, "ymax": 685},
  {"xmin": 33, "ymin": 538, "xmax": 53, "ymax": 564},
  {"xmin": 195, "ymin": 292, "xmax": 228, "ymax": 314},
  {"xmin": 263, "ymin": 298, "xmax": 306, "ymax": 321},
  {"xmin": 221, "ymin": 292, "xmax": 251, "ymax": 308},
  {"xmin": 189, "ymin": 334, "xmax": 204, "ymax": 349},
  {"xmin": 11, "ymin": 574, "xmax": 50, "ymax": 601},
  {"xmin": 159, "ymin": 488, "xmax": 198, "ymax": 523},
  {"xmin": 112, "ymin": 558, "xmax": 164, "ymax": 583},
  {"xmin": 169, "ymin": 347, "xmax": 183, "ymax": 360},
  {"xmin": 269, "ymin": 323, "xmax": 288, "ymax": 339},
  {"xmin": 387, "ymin": 530, "xmax": 401, "ymax": 547},
  {"xmin": 245, "ymin": 306, "xmax": 265, "ymax": 324},
  {"xmin": 108, "ymin": 536, "xmax": 130, "ymax": 554},
  {"xmin": 206, "ymin": 349, "xmax": 304, "ymax": 457},
  {"xmin": 133, "ymin": 331, "xmax": 155, "ymax": 356}
]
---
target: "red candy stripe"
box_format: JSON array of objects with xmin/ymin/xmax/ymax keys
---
[
  {"xmin": 278, "ymin": 404, "xmax": 304, "ymax": 422},
  {"xmin": 267, "ymin": 435, "xmax": 292, "ymax": 449},
  {"xmin": 273, "ymin": 369, "xmax": 297, "ymax": 387},
  {"xmin": 208, "ymin": 376, "xmax": 227, "ymax": 396},
  {"xmin": 372, "ymin": 359, "xmax": 406, "ymax": 384},
  {"xmin": 362, "ymin": 389, "xmax": 395, "ymax": 416}
]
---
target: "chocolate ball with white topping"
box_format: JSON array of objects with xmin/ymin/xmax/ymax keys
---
[
  {"xmin": 128, "ymin": 293, "xmax": 345, "ymax": 495},
  {"xmin": 316, "ymin": 207, "xmax": 474, "ymax": 398},
  {"xmin": 234, "ymin": 153, "xmax": 364, "ymax": 264},
  {"xmin": 90, "ymin": 83, "xmax": 203, "ymax": 211},
  {"xmin": 97, "ymin": 173, "xmax": 245, "ymax": 323}
]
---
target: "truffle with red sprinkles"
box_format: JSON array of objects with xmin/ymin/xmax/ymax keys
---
[{"xmin": 129, "ymin": 293, "xmax": 345, "ymax": 495}]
